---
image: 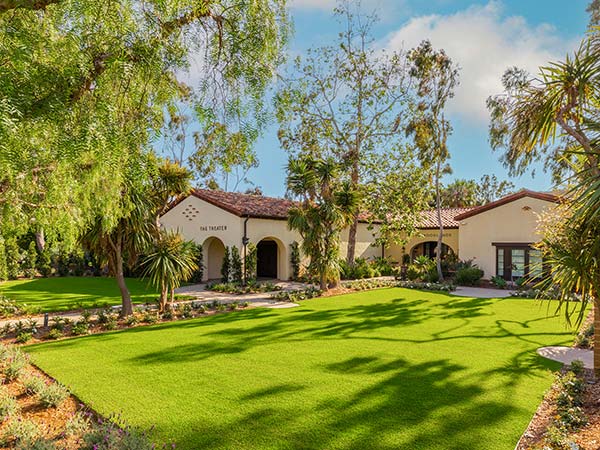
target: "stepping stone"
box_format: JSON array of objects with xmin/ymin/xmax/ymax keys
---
[{"xmin": 537, "ymin": 346, "xmax": 593, "ymax": 369}]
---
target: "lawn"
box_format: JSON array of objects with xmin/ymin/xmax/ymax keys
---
[
  {"xmin": 26, "ymin": 288, "xmax": 575, "ymax": 450},
  {"xmin": 0, "ymin": 277, "xmax": 158, "ymax": 312}
]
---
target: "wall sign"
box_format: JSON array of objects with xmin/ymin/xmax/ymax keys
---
[{"xmin": 199, "ymin": 225, "xmax": 228, "ymax": 232}]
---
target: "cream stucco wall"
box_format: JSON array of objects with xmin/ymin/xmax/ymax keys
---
[
  {"xmin": 457, "ymin": 197, "xmax": 555, "ymax": 279},
  {"xmin": 339, "ymin": 223, "xmax": 382, "ymax": 261}
]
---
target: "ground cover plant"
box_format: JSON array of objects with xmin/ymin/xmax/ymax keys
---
[
  {"xmin": 25, "ymin": 288, "xmax": 575, "ymax": 450},
  {"xmin": 0, "ymin": 277, "xmax": 158, "ymax": 313}
]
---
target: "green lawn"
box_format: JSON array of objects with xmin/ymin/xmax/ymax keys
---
[
  {"xmin": 26, "ymin": 288, "xmax": 574, "ymax": 449},
  {"xmin": 0, "ymin": 277, "xmax": 157, "ymax": 312}
]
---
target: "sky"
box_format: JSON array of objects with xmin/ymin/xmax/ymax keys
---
[{"xmin": 238, "ymin": 1, "xmax": 589, "ymax": 197}]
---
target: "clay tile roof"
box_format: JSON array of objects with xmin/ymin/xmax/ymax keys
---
[
  {"xmin": 192, "ymin": 189, "xmax": 294, "ymax": 220},
  {"xmin": 418, "ymin": 208, "xmax": 475, "ymax": 229},
  {"xmin": 453, "ymin": 189, "xmax": 562, "ymax": 221}
]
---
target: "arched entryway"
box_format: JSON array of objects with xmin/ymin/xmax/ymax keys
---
[
  {"xmin": 257, "ymin": 239, "xmax": 278, "ymax": 279},
  {"xmin": 410, "ymin": 241, "xmax": 454, "ymax": 261},
  {"xmin": 203, "ymin": 237, "xmax": 226, "ymax": 281}
]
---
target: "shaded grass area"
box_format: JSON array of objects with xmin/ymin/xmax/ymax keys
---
[
  {"xmin": 0, "ymin": 277, "xmax": 157, "ymax": 312},
  {"xmin": 26, "ymin": 289, "xmax": 575, "ymax": 449}
]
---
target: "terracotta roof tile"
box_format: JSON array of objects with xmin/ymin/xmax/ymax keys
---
[
  {"xmin": 454, "ymin": 190, "xmax": 561, "ymax": 220},
  {"xmin": 418, "ymin": 208, "xmax": 475, "ymax": 228},
  {"xmin": 192, "ymin": 189, "xmax": 294, "ymax": 220}
]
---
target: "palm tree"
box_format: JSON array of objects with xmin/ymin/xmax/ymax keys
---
[
  {"xmin": 141, "ymin": 231, "xmax": 198, "ymax": 312},
  {"xmin": 81, "ymin": 188, "xmax": 154, "ymax": 316},
  {"xmin": 287, "ymin": 157, "xmax": 358, "ymax": 290},
  {"xmin": 488, "ymin": 30, "xmax": 600, "ymax": 374}
]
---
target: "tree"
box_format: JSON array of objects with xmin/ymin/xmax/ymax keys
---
[
  {"xmin": 276, "ymin": 2, "xmax": 415, "ymax": 266},
  {"xmin": 188, "ymin": 244, "xmax": 204, "ymax": 284},
  {"xmin": 286, "ymin": 156, "xmax": 359, "ymax": 290},
  {"xmin": 142, "ymin": 231, "xmax": 198, "ymax": 313},
  {"xmin": 476, "ymin": 175, "xmax": 514, "ymax": 205},
  {"xmin": 407, "ymin": 40, "xmax": 459, "ymax": 281},
  {"xmin": 438, "ymin": 176, "xmax": 514, "ymax": 208},
  {"xmin": 487, "ymin": 27, "xmax": 600, "ymax": 373},
  {"xmin": 0, "ymin": 240, "xmax": 7, "ymax": 281},
  {"xmin": 0, "ymin": 0, "xmax": 289, "ymax": 246},
  {"xmin": 244, "ymin": 243, "xmax": 257, "ymax": 283},
  {"xmin": 290, "ymin": 241, "xmax": 301, "ymax": 281},
  {"xmin": 4, "ymin": 237, "xmax": 20, "ymax": 280}
]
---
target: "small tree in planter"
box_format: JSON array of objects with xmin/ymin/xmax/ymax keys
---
[
  {"xmin": 221, "ymin": 246, "xmax": 231, "ymax": 282},
  {"xmin": 189, "ymin": 243, "xmax": 204, "ymax": 283},
  {"xmin": 230, "ymin": 246, "xmax": 243, "ymax": 284}
]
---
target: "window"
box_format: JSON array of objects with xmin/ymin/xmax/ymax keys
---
[{"xmin": 495, "ymin": 245, "xmax": 545, "ymax": 281}]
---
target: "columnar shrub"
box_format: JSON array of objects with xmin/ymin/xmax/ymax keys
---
[
  {"xmin": 37, "ymin": 250, "xmax": 52, "ymax": 278},
  {"xmin": 4, "ymin": 238, "xmax": 21, "ymax": 280},
  {"xmin": 244, "ymin": 243, "xmax": 257, "ymax": 282},
  {"xmin": 189, "ymin": 243, "xmax": 204, "ymax": 283},
  {"xmin": 221, "ymin": 246, "xmax": 231, "ymax": 282},
  {"xmin": 290, "ymin": 241, "xmax": 301, "ymax": 281},
  {"xmin": 230, "ymin": 246, "xmax": 243, "ymax": 283},
  {"xmin": 0, "ymin": 240, "xmax": 7, "ymax": 282},
  {"xmin": 23, "ymin": 242, "xmax": 37, "ymax": 278}
]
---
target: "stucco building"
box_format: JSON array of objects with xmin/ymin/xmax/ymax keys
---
[{"xmin": 160, "ymin": 188, "xmax": 560, "ymax": 282}]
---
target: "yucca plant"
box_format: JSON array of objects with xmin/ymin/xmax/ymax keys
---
[{"xmin": 141, "ymin": 231, "xmax": 198, "ymax": 313}]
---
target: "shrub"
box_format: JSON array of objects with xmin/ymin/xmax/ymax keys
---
[
  {"xmin": 0, "ymin": 387, "xmax": 20, "ymax": 420},
  {"xmin": 141, "ymin": 311, "xmax": 158, "ymax": 324},
  {"xmin": 45, "ymin": 329, "xmax": 63, "ymax": 340},
  {"xmin": 188, "ymin": 243, "xmax": 204, "ymax": 283},
  {"xmin": 230, "ymin": 246, "xmax": 243, "ymax": 284},
  {"xmin": 216, "ymin": 303, "xmax": 227, "ymax": 312},
  {"xmin": 4, "ymin": 238, "xmax": 21, "ymax": 280},
  {"xmin": 81, "ymin": 417, "xmax": 155, "ymax": 450},
  {"xmin": 179, "ymin": 304, "xmax": 193, "ymax": 319},
  {"xmin": 22, "ymin": 375, "xmax": 46, "ymax": 395},
  {"xmin": 454, "ymin": 266, "xmax": 484, "ymax": 286},
  {"xmin": 80, "ymin": 309, "xmax": 92, "ymax": 323},
  {"xmin": 15, "ymin": 332, "xmax": 33, "ymax": 344},
  {"xmin": 575, "ymin": 324, "xmax": 594, "ymax": 349},
  {"xmin": 0, "ymin": 240, "xmax": 7, "ymax": 282},
  {"xmin": 371, "ymin": 257, "xmax": 396, "ymax": 276},
  {"xmin": 65, "ymin": 411, "xmax": 91, "ymax": 436},
  {"xmin": 0, "ymin": 296, "xmax": 24, "ymax": 318},
  {"xmin": 1, "ymin": 418, "xmax": 42, "ymax": 448},
  {"xmin": 229, "ymin": 302, "xmax": 239, "ymax": 311},
  {"xmin": 396, "ymin": 281, "xmax": 456, "ymax": 292},
  {"xmin": 71, "ymin": 321, "xmax": 89, "ymax": 336},
  {"xmin": 37, "ymin": 382, "xmax": 69, "ymax": 408},
  {"xmin": 37, "ymin": 249, "xmax": 52, "ymax": 278},
  {"xmin": 271, "ymin": 287, "xmax": 323, "ymax": 302},
  {"xmin": 50, "ymin": 316, "xmax": 66, "ymax": 332},
  {"xmin": 0, "ymin": 323, "xmax": 11, "ymax": 337},
  {"xmin": 3, "ymin": 349, "xmax": 28, "ymax": 380},
  {"xmin": 490, "ymin": 276, "xmax": 508, "ymax": 289},
  {"xmin": 161, "ymin": 310, "xmax": 173, "ymax": 320}
]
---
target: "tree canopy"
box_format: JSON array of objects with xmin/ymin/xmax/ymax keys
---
[{"xmin": 0, "ymin": 0, "xmax": 289, "ymax": 245}]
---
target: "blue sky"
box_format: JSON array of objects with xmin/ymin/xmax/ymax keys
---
[{"xmin": 247, "ymin": 1, "xmax": 589, "ymax": 196}]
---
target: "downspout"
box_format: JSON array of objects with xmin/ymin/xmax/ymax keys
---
[{"xmin": 242, "ymin": 215, "xmax": 250, "ymax": 286}]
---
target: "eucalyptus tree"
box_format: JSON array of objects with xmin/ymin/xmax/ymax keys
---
[
  {"xmin": 438, "ymin": 175, "xmax": 514, "ymax": 208},
  {"xmin": 487, "ymin": 29, "xmax": 600, "ymax": 373},
  {"xmin": 0, "ymin": 0, "xmax": 290, "ymax": 247},
  {"xmin": 287, "ymin": 157, "xmax": 359, "ymax": 290},
  {"xmin": 276, "ymin": 1, "xmax": 416, "ymax": 266},
  {"xmin": 407, "ymin": 40, "xmax": 459, "ymax": 281}
]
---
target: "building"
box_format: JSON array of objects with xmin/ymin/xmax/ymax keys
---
[{"xmin": 160, "ymin": 188, "xmax": 561, "ymax": 282}]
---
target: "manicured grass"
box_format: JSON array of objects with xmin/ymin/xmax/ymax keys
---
[
  {"xmin": 26, "ymin": 289, "xmax": 575, "ymax": 449},
  {"xmin": 0, "ymin": 277, "xmax": 157, "ymax": 312}
]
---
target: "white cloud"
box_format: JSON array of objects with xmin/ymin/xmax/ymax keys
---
[{"xmin": 385, "ymin": 1, "xmax": 578, "ymax": 123}]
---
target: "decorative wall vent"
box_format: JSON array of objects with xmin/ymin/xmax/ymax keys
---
[
  {"xmin": 522, "ymin": 205, "xmax": 532, "ymax": 211},
  {"xmin": 181, "ymin": 204, "xmax": 200, "ymax": 221}
]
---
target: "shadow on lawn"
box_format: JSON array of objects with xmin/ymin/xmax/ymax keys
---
[{"xmin": 156, "ymin": 356, "xmax": 517, "ymax": 450}]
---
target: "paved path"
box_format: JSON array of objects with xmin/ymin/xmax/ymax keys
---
[
  {"xmin": 537, "ymin": 346, "xmax": 593, "ymax": 369},
  {"xmin": 451, "ymin": 286, "xmax": 514, "ymax": 298},
  {"xmin": 0, "ymin": 281, "xmax": 305, "ymax": 329}
]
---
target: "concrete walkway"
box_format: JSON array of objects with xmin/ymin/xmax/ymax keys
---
[
  {"xmin": 537, "ymin": 346, "xmax": 593, "ymax": 369},
  {"xmin": 451, "ymin": 286, "xmax": 514, "ymax": 298},
  {"xmin": 0, "ymin": 281, "xmax": 305, "ymax": 329}
]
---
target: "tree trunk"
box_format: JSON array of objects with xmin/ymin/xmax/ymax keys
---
[
  {"xmin": 435, "ymin": 161, "xmax": 444, "ymax": 281},
  {"xmin": 595, "ymin": 301, "xmax": 600, "ymax": 379},
  {"xmin": 159, "ymin": 283, "xmax": 167, "ymax": 313},
  {"xmin": 345, "ymin": 160, "xmax": 360, "ymax": 265},
  {"xmin": 34, "ymin": 229, "xmax": 45, "ymax": 253},
  {"xmin": 319, "ymin": 270, "xmax": 327, "ymax": 291},
  {"xmin": 114, "ymin": 241, "xmax": 133, "ymax": 316}
]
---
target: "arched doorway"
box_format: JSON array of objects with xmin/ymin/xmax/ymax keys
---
[
  {"xmin": 410, "ymin": 241, "xmax": 454, "ymax": 261},
  {"xmin": 257, "ymin": 239, "xmax": 278, "ymax": 279},
  {"xmin": 203, "ymin": 237, "xmax": 226, "ymax": 281}
]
